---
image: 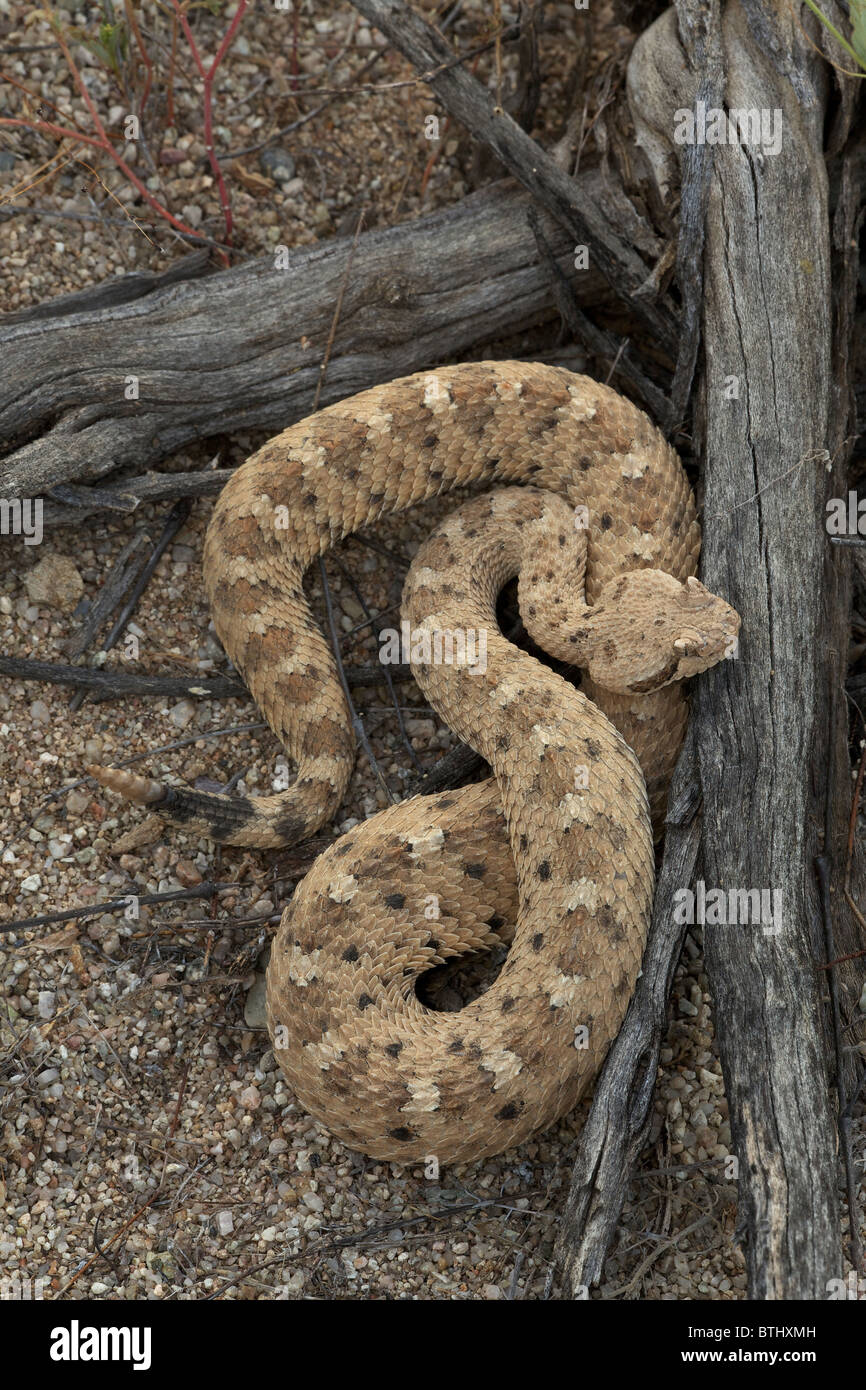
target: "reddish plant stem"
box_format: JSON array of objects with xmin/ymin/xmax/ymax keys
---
[
  {"xmin": 167, "ymin": 10, "xmax": 179, "ymax": 127},
  {"xmin": 0, "ymin": 115, "xmax": 201, "ymax": 241},
  {"xmin": 50, "ymin": 17, "xmax": 111, "ymax": 143},
  {"xmin": 0, "ymin": 71, "xmax": 91, "ymax": 139},
  {"xmin": 0, "ymin": 115, "xmax": 103, "ymax": 154},
  {"xmin": 168, "ymin": 0, "xmax": 247, "ymax": 251},
  {"xmin": 43, "ymin": 17, "xmax": 200, "ymax": 240},
  {"xmin": 123, "ymin": 0, "xmax": 154, "ymax": 121},
  {"xmin": 1, "ymin": 3, "xmax": 247, "ymax": 263},
  {"xmin": 291, "ymin": 2, "xmax": 300, "ymax": 91}
]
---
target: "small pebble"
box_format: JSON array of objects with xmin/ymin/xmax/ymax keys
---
[
  {"xmin": 175, "ymin": 858, "xmax": 202, "ymax": 887},
  {"xmin": 37, "ymin": 992, "xmax": 56, "ymax": 1019},
  {"xmin": 170, "ymin": 700, "xmax": 196, "ymax": 728},
  {"xmin": 216, "ymin": 1211, "xmax": 234, "ymax": 1237},
  {"xmin": 259, "ymin": 148, "xmax": 296, "ymax": 182},
  {"xmin": 23, "ymin": 554, "xmax": 84, "ymax": 611}
]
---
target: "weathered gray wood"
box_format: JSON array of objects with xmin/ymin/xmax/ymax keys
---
[
  {"xmin": 664, "ymin": 0, "xmax": 724, "ymax": 430},
  {"xmin": 0, "ymin": 181, "xmax": 607, "ymax": 499},
  {"xmin": 1, "ymin": 248, "xmax": 211, "ymax": 324},
  {"xmin": 555, "ymin": 0, "xmax": 862, "ymax": 1301},
  {"xmin": 0, "ymin": 654, "xmax": 405, "ymax": 699},
  {"xmin": 527, "ymin": 205, "xmax": 670, "ymax": 421},
  {"xmin": 695, "ymin": 0, "xmax": 856, "ymax": 1299},
  {"xmin": 39, "ymin": 470, "xmax": 237, "ymax": 526},
  {"xmin": 347, "ymin": 0, "xmax": 677, "ymax": 350},
  {"xmin": 655, "ymin": 0, "xmax": 851, "ymax": 1300},
  {"xmin": 823, "ymin": 143, "xmax": 866, "ymax": 1111},
  {"xmin": 554, "ymin": 724, "xmax": 703, "ymax": 1291}
]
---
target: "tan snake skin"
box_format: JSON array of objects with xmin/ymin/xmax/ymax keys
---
[{"xmin": 89, "ymin": 361, "xmax": 740, "ymax": 1163}]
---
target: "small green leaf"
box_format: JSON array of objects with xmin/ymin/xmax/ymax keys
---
[
  {"xmin": 850, "ymin": 0, "xmax": 866, "ymax": 64},
  {"xmin": 802, "ymin": 0, "xmax": 866, "ymax": 73}
]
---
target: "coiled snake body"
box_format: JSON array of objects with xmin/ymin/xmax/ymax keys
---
[{"xmin": 91, "ymin": 362, "xmax": 739, "ymax": 1163}]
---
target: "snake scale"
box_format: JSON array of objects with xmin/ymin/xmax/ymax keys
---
[{"xmin": 90, "ymin": 362, "xmax": 740, "ymax": 1164}]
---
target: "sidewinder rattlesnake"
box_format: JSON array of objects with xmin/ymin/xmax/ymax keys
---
[{"xmin": 89, "ymin": 361, "xmax": 740, "ymax": 1163}]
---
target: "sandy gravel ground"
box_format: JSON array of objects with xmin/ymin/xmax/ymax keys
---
[{"xmin": 1, "ymin": 0, "xmax": 862, "ymax": 1300}]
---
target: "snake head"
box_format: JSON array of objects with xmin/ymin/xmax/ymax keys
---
[{"xmin": 584, "ymin": 572, "xmax": 741, "ymax": 694}]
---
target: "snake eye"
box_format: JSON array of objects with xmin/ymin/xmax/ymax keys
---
[{"xmin": 673, "ymin": 633, "xmax": 702, "ymax": 657}]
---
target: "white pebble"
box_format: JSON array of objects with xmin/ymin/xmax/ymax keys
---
[
  {"xmin": 216, "ymin": 1210, "xmax": 234, "ymax": 1236},
  {"xmin": 65, "ymin": 788, "xmax": 91, "ymax": 815},
  {"xmin": 23, "ymin": 554, "xmax": 84, "ymax": 611},
  {"xmin": 170, "ymin": 700, "xmax": 196, "ymax": 728},
  {"xmin": 37, "ymin": 991, "xmax": 55, "ymax": 1019}
]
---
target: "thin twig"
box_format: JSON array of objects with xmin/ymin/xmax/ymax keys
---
[
  {"xmin": 602, "ymin": 1210, "xmax": 718, "ymax": 1300},
  {"xmin": 1, "ymin": 882, "xmax": 242, "ymax": 935},
  {"xmin": 71, "ymin": 499, "xmax": 192, "ymax": 713},
  {"xmin": 0, "ymin": 203, "xmax": 243, "ymax": 257},
  {"xmin": 527, "ymin": 205, "xmax": 670, "ymax": 422},
  {"xmin": 64, "ymin": 532, "xmax": 151, "ymax": 662},
  {"xmin": 52, "ymin": 1195, "xmax": 158, "ymax": 1299},
  {"xmin": 167, "ymin": 0, "xmax": 248, "ymax": 250},
  {"xmin": 159, "ymin": 1054, "xmax": 194, "ymax": 1187},
  {"xmin": 318, "ymin": 558, "xmax": 395, "ymax": 804},
  {"xmin": 220, "ymin": 99, "xmax": 337, "ymax": 162},
  {"xmin": 0, "ymin": 655, "xmax": 410, "ymax": 700},
  {"xmin": 330, "ymin": 553, "xmax": 423, "ymax": 773},
  {"xmin": 406, "ymin": 740, "xmax": 485, "ymax": 796},
  {"xmin": 313, "ymin": 208, "xmax": 365, "ymax": 410},
  {"xmin": 816, "ymin": 658, "xmax": 863, "ymax": 1274},
  {"xmin": 816, "ymin": 855, "xmax": 863, "ymax": 1274},
  {"xmin": 123, "ymin": 0, "xmax": 154, "ymax": 119},
  {"xmin": 0, "ymin": 22, "xmax": 205, "ymax": 247},
  {"xmin": 845, "ymin": 732, "xmax": 866, "ymax": 892},
  {"xmin": 348, "ymin": 533, "xmax": 411, "ymax": 570},
  {"xmin": 0, "ymin": 654, "xmax": 246, "ymax": 701}
]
